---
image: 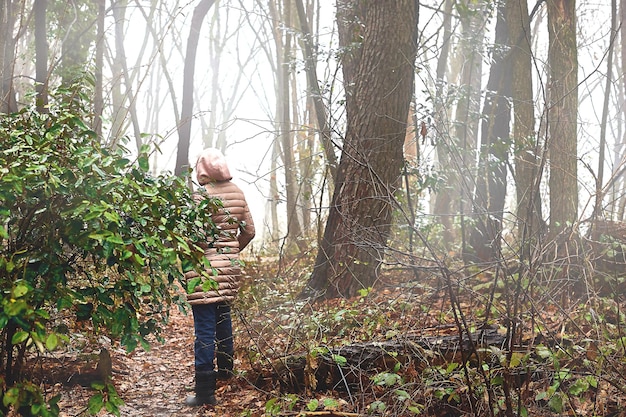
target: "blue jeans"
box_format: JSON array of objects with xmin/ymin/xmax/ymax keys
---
[{"xmin": 191, "ymin": 302, "xmax": 233, "ymax": 372}]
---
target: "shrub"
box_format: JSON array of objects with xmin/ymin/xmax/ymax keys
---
[{"xmin": 0, "ymin": 89, "xmax": 220, "ymax": 415}]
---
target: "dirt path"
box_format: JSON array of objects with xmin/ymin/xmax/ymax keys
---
[{"xmin": 56, "ymin": 307, "xmax": 264, "ymax": 417}]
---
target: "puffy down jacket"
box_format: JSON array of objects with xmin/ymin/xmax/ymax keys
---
[{"xmin": 185, "ymin": 148, "xmax": 255, "ymax": 305}]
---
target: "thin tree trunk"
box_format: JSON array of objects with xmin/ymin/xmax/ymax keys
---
[
  {"xmin": 112, "ymin": 0, "xmax": 145, "ymax": 153},
  {"xmin": 547, "ymin": 0, "xmax": 578, "ymax": 239},
  {"xmin": 507, "ymin": 0, "xmax": 543, "ymax": 254},
  {"xmin": 594, "ymin": 0, "xmax": 617, "ymax": 219},
  {"xmin": 93, "ymin": 0, "xmax": 105, "ymax": 136},
  {"xmin": 294, "ymin": 0, "xmax": 337, "ymax": 180},
  {"xmin": 0, "ymin": 0, "xmax": 19, "ymax": 113},
  {"xmin": 175, "ymin": 0, "xmax": 216, "ymax": 176},
  {"xmin": 432, "ymin": 0, "xmax": 454, "ymax": 247},
  {"xmin": 467, "ymin": 0, "xmax": 511, "ymax": 262},
  {"xmin": 270, "ymin": 0, "xmax": 304, "ymax": 249},
  {"xmin": 34, "ymin": 0, "xmax": 47, "ymax": 113}
]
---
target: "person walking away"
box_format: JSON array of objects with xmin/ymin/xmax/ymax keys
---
[{"xmin": 184, "ymin": 148, "xmax": 255, "ymax": 406}]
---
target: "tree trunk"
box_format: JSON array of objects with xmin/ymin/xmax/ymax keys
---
[
  {"xmin": 93, "ymin": 0, "xmax": 105, "ymax": 136},
  {"xmin": 175, "ymin": 0, "xmax": 216, "ymax": 176},
  {"xmin": 295, "ymin": 0, "xmax": 337, "ymax": 181},
  {"xmin": 34, "ymin": 0, "xmax": 47, "ymax": 113},
  {"xmin": 547, "ymin": 0, "xmax": 578, "ymax": 239},
  {"xmin": 262, "ymin": 326, "xmax": 506, "ymax": 393},
  {"xmin": 112, "ymin": 0, "xmax": 143, "ymax": 153},
  {"xmin": 302, "ymin": 0, "xmax": 418, "ymax": 299},
  {"xmin": 594, "ymin": 0, "xmax": 617, "ymax": 219},
  {"xmin": 270, "ymin": 0, "xmax": 304, "ymax": 250},
  {"xmin": 506, "ymin": 0, "xmax": 543, "ymax": 255},
  {"xmin": 58, "ymin": 2, "xmax": 97, "ymax": 86},
  {"xmin": 0, "ymin": 0, "xmax": 18, "ymax": 113},
  {"xmin": 431, "ymin": 0, "xmax": 454, "ymax": 247},
  {"xmin": 467, "ymin": 0, "xmax": 511, "ymax": 262},
  {"xmin": 451, "ymin": 1, "xmax": 487, "ymax": 258}
]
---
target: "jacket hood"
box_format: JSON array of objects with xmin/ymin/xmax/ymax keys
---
[{"xmin": 195, "ymin": 148, "xmax": 232, "ymax": 184}]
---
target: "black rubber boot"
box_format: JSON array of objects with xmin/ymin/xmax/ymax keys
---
[
  {"xmin": 185, "ymin": 371, "xmax": 217, "ymax": 406},
  {"xmin": 216, "ymin": 351, "xmax": 234, "ymax": 380}
]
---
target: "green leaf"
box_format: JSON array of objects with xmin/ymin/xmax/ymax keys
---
[
  {"xmin": 138, "ymin": 155, "xmax": 149, "ymax": 172},
  {"xmin": 332, "ymin": 354, "xmax": 347, "ymax": 366},
  {"xmin": 306, "ymin": 399, "xmax": 318, "ymax": 411},
  {"xmin": 88, "ymin": 393, "xmax": 104, "ymax": 414},
  {"xmin": 187, "ymin": 277, "xmax": 201, "ymax": 293},
  {"xmin": 12, "ymin": 330, "xmax": 29, "ymax": 344},
  {"xmin": 105, "ymin": 234, "xmax": 125, "ymax": 245},
  {"xmin": 12, "ymin": 284, "xmax": 29, "ymax": 298},
  {"xmin": 568, "ymin": 378, "xmax": 589, "ymax": 396},
  {"xmin": 3, "ymin": 387, "xmax": 19, "ymax": 407},
  {"xmin": 5, "ymin": 299, "xmax": 28, "ymax": 316},
  {"xmin": 548, "ymin": 394, "xmax": 563, "ymax": 413},
  {"xmin": 45, "ymin": 333, "xmax": 58, "ymax": 351},
  {"xmin": 322, "ymin": 398, "xmax": 338, "ymax": 409}
]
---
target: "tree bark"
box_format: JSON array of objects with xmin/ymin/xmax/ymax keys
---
[
  {"xmin": 263, "ymin": 326, "xmax": 506, "ymax": 393},
  {"xmin": 0, "ymin": 0, "xmax": 19, "ymax": 113},
  {"xmin": 175, "ymin": 0, "xmax": 216, "ymax": 176},
  {"xmin": 295, "ymin": 0, "xmax": 337, "ymax": 181},
  {"xmin": 93, "ymin": 0, "xmax": 105, "ymax": 136},
  {"xmin": 34, "ymin": 0, "xmax": 47, "ymax": 113},
  {"xmin": 431, "ymin": 0, "xmax": 454, "ymax": 247},
  {"xmin": 506, "ymin": 0, "xmax": 543, "ymax": 255},
  {"xmin": 302, "ymin": 0, "xmax": 418, "ymax": 299},
  {"xmin": 594, "ymin": 0, "xmax": 617, "ymax": 219},
  {"xmin": 547, "ymin": 0, "xmax": 578, "ymax": 239},
  {"xmin": 467, "ymin": 0, "xmax": 511, "ymax": 262}
]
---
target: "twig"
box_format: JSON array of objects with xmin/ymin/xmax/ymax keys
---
[{"xmin": 280, "ymin": 412, "xmax": 363, "ymax": 417}]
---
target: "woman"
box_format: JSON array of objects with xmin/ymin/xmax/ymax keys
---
[{"xmin": 184, "ymin": 148, "xmax": 255, "ymax": 406}]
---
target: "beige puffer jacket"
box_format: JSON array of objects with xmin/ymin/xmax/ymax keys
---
[{"xmin": 185, "ymin": 148, "xmax": 255, "ymax": 305}]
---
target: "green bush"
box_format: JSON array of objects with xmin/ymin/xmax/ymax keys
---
[{"xmin": 0, "ymin": 89, "xmax": 220, "ymax": 415}]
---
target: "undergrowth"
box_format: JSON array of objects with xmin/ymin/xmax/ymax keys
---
[{"xmin": 236, "ymin": 247, "xmax": 626, "ymax": 417}]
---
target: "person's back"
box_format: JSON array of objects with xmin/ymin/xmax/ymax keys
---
[
  {"xmin": 184, "ymin": 148, "xmax": 255, "ymax": 407},
  {"xmin": 186, "ymin": 149, "xmax": 255, "ymax": 304}
]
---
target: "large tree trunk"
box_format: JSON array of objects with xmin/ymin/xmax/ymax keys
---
[
  {"xmin": 175, "ymin": 0, "xmax": 216, "ymax": 176},
  {"xmin": 506, "ymin": 0, "xmax": 543, "ymax": 256},
  {"xmin": 547, "ymin": 0, "xmax": 578, "ymax": 239},
  {"xmin": 302, "ymin": 0, "xmax": 418, "ymax": 299},
  {"xmin": 467, "ymin": 0, "xmax": 511, "ymax": 262}
]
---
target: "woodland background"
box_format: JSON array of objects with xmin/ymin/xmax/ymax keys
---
[{"xmin": 3, "ymin": 0, "xmax": 626, "ymax": 416}]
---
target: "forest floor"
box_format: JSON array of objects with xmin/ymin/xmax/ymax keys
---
[
  {"xmin": 52, "ymin": 305, "xmax": 264, "ymax": 417},
  {"xmin": 23, "ymin": 254, "xmax": 626, "ymax": 416}
]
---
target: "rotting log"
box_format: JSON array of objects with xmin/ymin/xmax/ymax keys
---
[{"xmin": 260, "ymin": 325, "xmax": 507, "ymax": 393}]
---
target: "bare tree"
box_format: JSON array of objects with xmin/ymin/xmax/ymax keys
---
[
  {"xmin": 93, "ymin": 0, "xmax": 105, "ymax": 136},
  {"xmin": 507, "ymin": 0, "xmax": 543, "ymax": 253},
  {"xmin": 0, "ymin": 0, "xmax": 21, "ymax": 113},
  {"xmin": 34, "ymin": 0, "xmax": 47, "ymax": 113},
  {"xmin": 467, "ymin": 0, "xmax": 511, "ymax": 262},
  {"xmin": 547, "ymin": 0, "xmax": 578, "ymax": 239},
  {"xmin": 175, "ymin": 0, "xmax": 216, "ymax": 176}
]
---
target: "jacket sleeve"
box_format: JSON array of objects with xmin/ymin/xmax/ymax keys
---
[{"xmin": 238, "ymin": 198, "xmax": 255, "ymax": 250}]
